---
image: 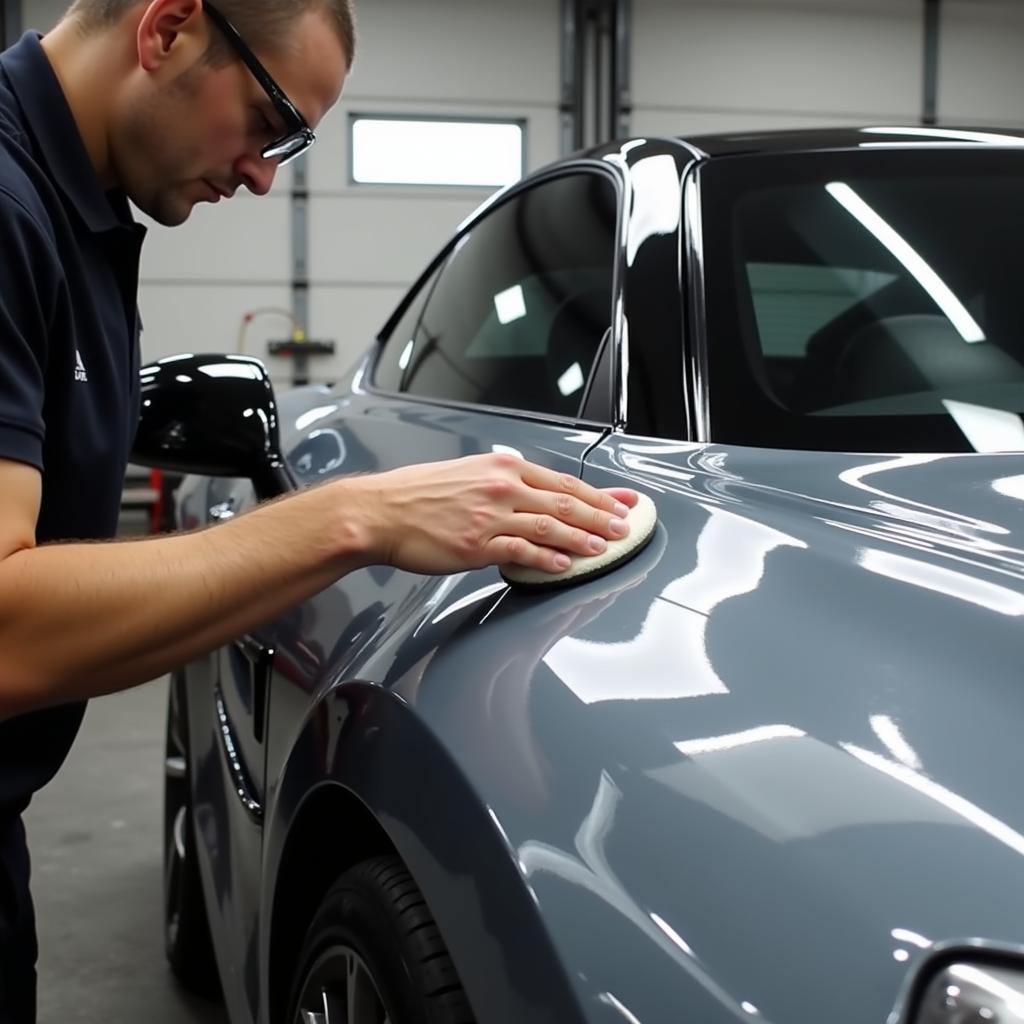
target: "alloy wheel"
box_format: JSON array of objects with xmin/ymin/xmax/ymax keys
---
[{"xmin": 295, "ymin": 945, "xmax": 393, "ymax": 1024}]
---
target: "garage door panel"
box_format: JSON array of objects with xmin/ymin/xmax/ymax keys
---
[
  {"xmin": 632, "ymin": 0, "xmax": 920, "ymax": 119},
  {"xmin": 939, "ymin": 2, "xmax": 1024, "ymax": 125},
  {"xmin": 346, "ymin": 0, "xmax": 559, "ymax": 106}
]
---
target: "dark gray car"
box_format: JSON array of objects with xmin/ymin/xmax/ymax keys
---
[{"xmin": 136, "ymin": 127, "xmax": 1024, "ymax": 1024}]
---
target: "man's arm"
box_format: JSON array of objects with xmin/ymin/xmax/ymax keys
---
[{"xmin": 0, "ymin": 453, "xmax": 633, "ymax": 720}]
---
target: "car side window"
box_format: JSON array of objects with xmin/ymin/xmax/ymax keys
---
[
  {"xmin": 399, "ymin": 172, "xmax": 618, "ymax": 419},
  {"xmin": 374, "ymin": 262, "xmax": 445, "ymax": 393}
]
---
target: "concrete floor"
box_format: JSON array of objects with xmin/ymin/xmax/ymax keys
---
[{"xmin": 24, "ymin": 677, "xmax": 229, "ymax": 1024}]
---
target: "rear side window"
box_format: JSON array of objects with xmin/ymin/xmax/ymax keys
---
[
  {"xmin": 384, "ymin": 172, "xmax": 618, "ymax": 419},
  {"xmin": 701, "ymin": 150, "xmax": 1024, "ymax": 452}
]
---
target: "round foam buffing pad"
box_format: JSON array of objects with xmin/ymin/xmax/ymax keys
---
[{"xmin": 501, "ymin": 492, "xmax": 658, "ymax": 590}]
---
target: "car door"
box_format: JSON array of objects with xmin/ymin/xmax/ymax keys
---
[{"xmin": 182, "ymin": 471, "xmax": 271, "ymax": 1022}]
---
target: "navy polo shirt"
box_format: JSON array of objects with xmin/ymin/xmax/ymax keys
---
[{"xmin": 0, "ymin": 33, "xmax": 146, "ymax": 814}]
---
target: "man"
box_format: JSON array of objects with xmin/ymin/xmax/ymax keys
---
[{"xmin": 0, "ymin": 0, "xmax": 636, "ymax": 1017}]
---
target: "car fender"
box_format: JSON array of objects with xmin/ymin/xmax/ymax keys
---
[{"xmin": 261, "ymin": 679, "xmax": 589, "ymax": 1024}]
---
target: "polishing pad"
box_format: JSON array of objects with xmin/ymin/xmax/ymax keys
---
[{"xmin": 502, "ymin": 492, "xmax": 658, "ymax": 590}]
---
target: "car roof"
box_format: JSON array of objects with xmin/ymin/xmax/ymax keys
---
[
  {"xmin": 579, "ymin": 126, "xmax": 1024, "ymax": 164},
  {"xmin": 683, "ymin": 125, "xmax": 1024, "ymax": 156}
]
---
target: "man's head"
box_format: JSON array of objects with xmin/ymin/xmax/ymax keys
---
[{"xmin": 54, "ymin": 0, "xmax": 354, "ymax": 225}]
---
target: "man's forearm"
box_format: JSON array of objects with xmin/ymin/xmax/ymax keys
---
[
  {"xmin": 0, "ymin": 478, "xmax": 374, "ymax": 719},
  {"xmin": 0, "ymin": 451, "xmax": 638, "ymax": 720}
]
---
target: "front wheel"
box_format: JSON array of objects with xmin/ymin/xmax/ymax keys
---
[{"xmin": 288, "ymin": 855, "xmax": 475, "ymax": 1024}]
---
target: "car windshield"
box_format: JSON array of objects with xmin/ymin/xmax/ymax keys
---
[{"xmin": 699, "ymin": 147, "xmax": 1024, "ymax": 452}]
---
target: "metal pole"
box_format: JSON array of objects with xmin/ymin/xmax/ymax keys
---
[
  {"xmin": 922, "ymin": 0, "xmax": 940, "ymax": 126},
  {"xmin": 291, "ymin": 154, "xmax": 311, "ymax": 387},
  {"xmin": 560, "ymin": 0, "xmax": 579, "ymax": 155},
  {"xmin": 575, "ymin": 0, "xmax": 589, "ymax": 149},
  {"xmin": 563, "ymin": 0, "xmax": 631, "ymax": 150},
  {"xmin": 613, "ymin": 0, "xmax": 632, "ymax": 140}
]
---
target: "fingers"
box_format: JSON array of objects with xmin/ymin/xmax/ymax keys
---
[
  {"xmin": 497, "ymin": 511, "xmax": 619, "ymax": 562},
  {"xmin": 517, "ymin": 463, "xmax": 636, "ymax": 529},
  {"xmin": 485, "ymin": 534, "xmax": 573, "ymax": 575},
  {"xmin": 518, "ymin": 462, "xmax": 628, "ymax": 513},
  {"xmin": 514, "ymin": 485, "xmax": 631, "ymax": 544}
]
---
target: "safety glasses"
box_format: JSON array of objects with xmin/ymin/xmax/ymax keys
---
[{"xmin": 202, "ymin": 0, "xmax": 316, "ymax": 165}]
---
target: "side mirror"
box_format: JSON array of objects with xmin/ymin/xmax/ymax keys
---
[{"xmin": 132, "ymin": 354, "xmax": 295, "ymax": 500}]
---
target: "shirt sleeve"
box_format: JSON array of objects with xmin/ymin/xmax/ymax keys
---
[{"xmin": 0, "ymin": 186, "xmax": 62, "ymax": 472}]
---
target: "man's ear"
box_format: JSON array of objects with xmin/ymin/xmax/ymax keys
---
[{"xmin": 135, "ymin": 0, "xmax": 206, "ymax": 73}]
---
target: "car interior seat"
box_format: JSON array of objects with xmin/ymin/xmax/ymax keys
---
[{"xmin": 829, "ymin": 313, "xmax": 1024, "ymax": 406}]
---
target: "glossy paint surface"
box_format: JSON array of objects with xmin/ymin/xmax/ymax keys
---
[
  {"xmin": 184, "ymin": 414, "xmax": 1024, "ymax": 1024},
  {"xmin": 168, "ymin": 134, "xmax": 1024, "ymax": 1024},
  {"xmin": 316, "ymin": 436, "xmax": 1024, "ymax": 1024}
]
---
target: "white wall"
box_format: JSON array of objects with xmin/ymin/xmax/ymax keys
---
[{"xmin": 20, "ymin": 0, "xmax": 1024, "ymax": 387}]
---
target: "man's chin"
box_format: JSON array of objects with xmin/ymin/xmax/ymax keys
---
[{"xmin": 131, "ymin": 191, "xmax": 194, "ymax": 228}]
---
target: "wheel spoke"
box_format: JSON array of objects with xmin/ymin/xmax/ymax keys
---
[
  {"xmin": 299, "ymin": 986, "xmax": 337, "ymax": 1024},
  {"xmin": 163, "ymin": 803, "xmax": 189, "ymax": 952},
  {"xmin": 172, "ymin": 805, "xmax": 187, "ymax": 861},
  {"xmin": 297, "ymin": 945, "xmax": 388, "ymax": 1024}
]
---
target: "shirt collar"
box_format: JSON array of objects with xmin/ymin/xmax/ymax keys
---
[{"xmin": 0, "ymin": 32, "xmax": 130, "ymax": 234}]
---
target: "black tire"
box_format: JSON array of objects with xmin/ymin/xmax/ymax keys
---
[
  {"xmin": 163, "ymin": 672, "xmax": 221, "ymax": 998},
  {"xmin": 288, "ymin": 855, "xmax": 476, "ymax": 1024}
]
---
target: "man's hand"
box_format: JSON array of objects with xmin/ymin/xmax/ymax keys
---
[{"xmin": 355, "ymin": 453, "xmax": 637, "ymax": 577}]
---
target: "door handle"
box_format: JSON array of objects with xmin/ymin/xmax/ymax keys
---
[{"xmin": 233, "ymin": 635, "xmax": 274, "ymax": 744}]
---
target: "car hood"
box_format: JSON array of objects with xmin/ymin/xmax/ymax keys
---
[{"xmin": 394, "ymin": 445, "xmax": 1024, "ymax": 1024}]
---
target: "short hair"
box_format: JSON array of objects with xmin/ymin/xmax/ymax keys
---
[{"xmin": 66, "ymin": 0, "xmax": 356, "ymax": 70}]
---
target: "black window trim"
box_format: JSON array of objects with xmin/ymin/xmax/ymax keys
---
[
  {"xmin": 367, "ymin": 159, "xmax": 628, "ymax": 430},
  {"xmin": 683, "ymin": 159, "xmax": 712, "ymax": 444}
]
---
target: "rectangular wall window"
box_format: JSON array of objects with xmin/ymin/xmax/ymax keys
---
[{"xmin": 350, "ymin": 116, "xmax": 525, "ymax": 187}]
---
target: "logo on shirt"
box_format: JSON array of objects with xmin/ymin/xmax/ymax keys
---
[{"xmin": 75, "ymin": 350, "xmax": 88, "ymax": 383}]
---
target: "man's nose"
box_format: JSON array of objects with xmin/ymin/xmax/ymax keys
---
[{"xmin": 234, "ymin": 152, "xmax": 279, "ymax": 197}]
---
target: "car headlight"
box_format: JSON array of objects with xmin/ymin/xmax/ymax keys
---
[{"xmin": 916, "ymin": 962, "xmax": 1024, "ymax": 1023}]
